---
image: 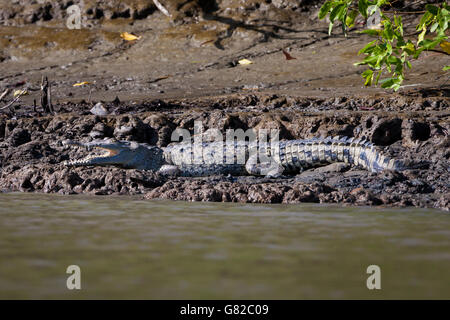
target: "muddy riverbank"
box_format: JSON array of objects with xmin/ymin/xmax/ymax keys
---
[
  {"xmin": 0, "ymin": 94, "xmax": 448, "ymax": 210},
  {"xmin": 0, "ymin": 1, "xmax": 448, "ymax": 210}
]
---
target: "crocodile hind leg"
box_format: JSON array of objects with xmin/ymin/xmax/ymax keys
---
[
  {"xmin": 158, "ymin": 165, "xmax": 180, "ymax": 175},
  {"xmin": 245, "ymin": 154, "xmax": 284, "ymax": 178}
]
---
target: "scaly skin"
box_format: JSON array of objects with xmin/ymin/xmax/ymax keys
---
[{"xmin": 63, "ymin": 136, "xmax": 404, "ymax": 177}]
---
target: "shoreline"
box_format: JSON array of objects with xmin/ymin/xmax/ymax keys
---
[{"xmin": 1, "ymin": 95, "xmax": 448, "ymax": 211}]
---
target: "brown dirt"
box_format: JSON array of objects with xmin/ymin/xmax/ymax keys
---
[{"xmin": 0, "ymin": 0, "xmax": 448, "ymax": 210}]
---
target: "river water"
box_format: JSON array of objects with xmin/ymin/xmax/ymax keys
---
[{"xmin": 0, "ymin": 193, "xmax": 449, "ymax": 299}]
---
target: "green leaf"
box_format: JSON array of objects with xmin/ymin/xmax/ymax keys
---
[
  {"xmin": 374, "ymin": 70, "xmax": 382, "ymax": 85},
  {"xmin": 360, "ymin": 29, "xmax": 382, "ymax": 36},
  {"xmin": 318, "ymin": 1, "xmax": 333, "ymax": 20},
  {"xmin": 362, "ymin": 69, "xmax": 374, "ymax": 86},
  {"xmin": 342, "ymin": 9, "xmax": 348, "ymax": 36},
  {"xmin": 439, "ymin": 14, "xmax": 449, "ymax": 32},
  {"xmin": 401, "ymin": 41, "xmax": 416, "ymax": 55},
  {"xmin": 376, "ymin": 0, "xmax": 389, "ymax": 6},
  {"xmin": 346, "ymin": 9, "xmax": 359, "ymax": 28},
  {"xmin": 380, "ymin": 77, "xmax": 402, "ymax": 91},
  {"xmin": 430, "ymin": 22, "xmax": 439, "ymax": 33},
  {"xmin": 394, "ymin": 15, "xmax": 404, "ymax": 37},
  {"xmin": 321, "ymin": 1, "xmax": 447, "ymax": 92},
  {"xmin": 394, "ymin": 62, "xmax": 403, "ymax": 75},
  {"xmin": 386, "ymin": 42, "xmax": 392, "ymax": 55},
  {"xmin": 386, "ymin": 60, "xmax": 392, "ymax": 73},
  {"xmin": 329, "ymin": 21, "xmax": 334, "ymax": 35},
  {"xmin": 380, "ymin": 77, "xmax": 394, "ymax": 88},
  {"xmin": 413, "ymin": 47, "xmax": 425, "ymax": 59},
  {"xmin": 358, "ymin": 40, "xmax": 378, "ymax": 54},
  {"xmin": 387, "ymin": 55, "xmax": 401, "ymax": 64},
  {"xmin": 394, "ymin": 15, "xmax": 402, "ymax": 27},
  {"xmin": 425, "ymin": 4, "xmax": 439, "ymax": 16},
  {"xmin": 418, "ymin": 26, "xmax": 426, "ymax": 44},
  {"xmin": 368, "ymin": 5, "xmax": 378, "ymax": 16},
  {"xmin": 358, "ymin": 0, "xmax": 369, "ymax": 18},
  {"xmin": 354, "ymin": 54, "xmax": 380, "ymax": 67},
  {"xmin": 420, "ymin": 38, "xmax": 441, "ymax": 50},
  {"xmin": 330, "ymin": 3, "xmax": 346, "ymax": 22},
  {"xmin": 383, "ymin": 20, "xmax": 395, "ymax": 41},
  {"xmin": 418, "ymin": 11, "xmax": 433, "ymax": 30}
]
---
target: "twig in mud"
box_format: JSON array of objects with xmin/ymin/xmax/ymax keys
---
[
  {"xmin": 88, "ymin": 87, "xmax": 93, "ymax": 104},
  {"xmin": 359, "ymin": 106, "xmax": 375, "ymax": 111},
  {"xmin": 0, "ymin": 89, "xmax": 26, "ymax": 110},
  {"xmin": 148, "ymin": 75, "xmax": 171, "ymax": 84},
  {"xmin": 0, "ymin": 89, "xmax": 9, "ymax": 102},
  {"xmin": 40, "ymin": 76, "xmax": 48, "ymax": 112},
  {"xmin": 201, "ymin": 39, "xmax": 215, "ymax": 46},
  {"xmin": 153, "ymin": 0, "xmax": 171, "ymax": 17},
  {"xmin": 6, "ymin": 79, "xmax": 27, "ymax": 88},
  {"xmin": 48, "ymin": 80, "xmax": 54, "ymax": 113},
  {"xmin": 438, "ymin": 76, "xmax": 450, "ymax": 90},
  {"xmin": 40, "ymin": 76, "xmax": 54, "ymax": 114},
  {"xmin": 282, "ymin": 49, "xmax": 296, "ymax": 60}
]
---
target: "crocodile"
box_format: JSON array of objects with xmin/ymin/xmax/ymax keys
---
[{"xmin": 63, "ymin": 136, "xmax": 405, "ymax": 177}]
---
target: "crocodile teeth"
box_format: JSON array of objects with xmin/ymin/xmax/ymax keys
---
[{"xmin": 64, "ymin": 145, "xmax": 115, "ymax": 166}]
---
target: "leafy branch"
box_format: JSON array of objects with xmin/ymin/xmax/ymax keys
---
[{"xmin": 319, "ymin": 0, "xmax": 449, "ymax": 91}]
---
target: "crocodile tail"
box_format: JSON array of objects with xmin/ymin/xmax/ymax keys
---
[
  {"xmin": 359, "ymin": 145, "xmax": 405, "ymax": 173},
  {"xmin": 330, "ymin": 136, "xmax": 404, "ymax": 173}
]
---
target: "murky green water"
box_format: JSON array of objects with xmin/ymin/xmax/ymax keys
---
[{"xmin": 0, "ymin": 193, "xmax": 449, "ymax": 299}]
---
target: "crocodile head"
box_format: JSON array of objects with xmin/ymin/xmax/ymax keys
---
[{"xmin": 63, "ymin": 138, "xmax": 165, "ymax": 170}]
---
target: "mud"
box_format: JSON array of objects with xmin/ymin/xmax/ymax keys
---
[
  {"xmin": 0, "ymin": 95, "xmax": 448, "ymax": 210},
  {"xmin": 0, "ymin": 1, "xmax": 448, "ymax": 210}
]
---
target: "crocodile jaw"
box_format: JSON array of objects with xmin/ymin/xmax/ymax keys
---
[
  {"xmin": 63, "ymin": 140, "xmax": 121, "ymax": 166},
  {"xmin": 64, "ymin": 147, "xmax": 119, "ymax": 166}
]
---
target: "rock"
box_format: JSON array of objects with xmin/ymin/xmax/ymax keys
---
[
  {"xmin": 0, "ymin": 118, "xmax": 5, "ymax": 139},
  {"xmin": 89, "ymin": 130, "xmax": 104, "ymax": 139},
  {"xmin": 349, "ymin": 187, "xmax": 382, "ymax": 205},
  {"xmin": 313, "ymin": 163, "xmax": 349, "ymax": 173},
  {"xmin": 247, "ymin": 184, "xmax": 288, "ymax": 203},
  {"xmin": 64, "ymin": 172, "xmax": 84, "ymax": 189},
  {"xmin": 90, "ymin": 122, "xmax": 112, "ymax": 139},
  {"xmin": 372, "ymin": 118, "xmax": 403, "ymax": 146},
  {"xmin": 114, "ymin": 125, "xmax": 133, "ymax": 137},
  {"xmin": 90, "ymin": 103, "xmax": 109, "ymax": 116},
  {"xmin": 7, "ymin": 128, "xmax": 31, "ymax": 147},
  {"xmin": 283, "ymin": 187, "xmax": 318, "ymax": 203},
  {"xmin": 402, "ymin": 120, "xmax": 431, "ymax": 147}
]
